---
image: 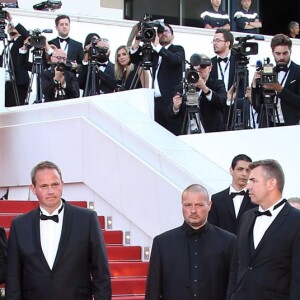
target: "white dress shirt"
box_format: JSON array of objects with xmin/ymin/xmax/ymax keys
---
[
  {"xmin": 229, "ymin": 185, "xmax": 247, "ymax": 217},
  {"xmin": 40, "ymin": 201, "xmax": 64, "ymax": 269}
]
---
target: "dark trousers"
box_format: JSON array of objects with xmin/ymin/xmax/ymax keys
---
[
  {"xmin": 155, "ymin": 97, "xmax": 182, "ymax": 135},
  {"xmin": 5, "ymin": 82, "xmax": 29, "ymax": 107}
]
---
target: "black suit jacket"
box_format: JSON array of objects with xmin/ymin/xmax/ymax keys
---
[
  {"xmin": 41, "ymin": 68, "xmax": 80, "ymax": 102},
  {"xmin": 252, "ymin": 61, "xmax": 300, "ymax": 125},
  {"xmin": 78, "ymin": 61, "xmax": 116, "ymax": 95},
  {"xmin": 6, "ymin": 200, "xmax": 111, "ymax": 300},
  {"xmin": 49, "ymin": 37, "xmax": 83, "ymax": 65},
  {"xmin": 229, "ymin": 202, "xmax": 300, "ymax": 300},
  {"xmin": 0, "ymin": 226, "xmax": 7, "ymax": 284},
  {"xmin": 130, "ymin": 44, "xmax": 185, "ymax": 101},
  {"xmin": 146, "ymin": 222, "xmax": 236, "ymax": 300},
  {"xmin": 170, "ymin": 77, "xmax": 227, "ymax": 134},
  {"xmin": 209, "ymin": 187, "xmax": 257, "ymax": 234}
]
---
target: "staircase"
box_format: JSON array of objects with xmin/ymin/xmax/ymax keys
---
[{"xmin": 0, "ymin": 200, "xmax": 148, "ymax": 299}]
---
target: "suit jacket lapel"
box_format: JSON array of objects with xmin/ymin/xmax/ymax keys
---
[
  {"xmin": 32, "ymin": 208, "xmax": 52, "ymax": 270},
  {"xmin": 252, "ymin": 204, "xmax": 289, "ymax": 258},
  {"xmin": 52, "ymin": 200, "xmax": 72, "ymax": 271},
  {"xmin": 224, "ymin": 188, "xmax": 236, "ymax": 220}
]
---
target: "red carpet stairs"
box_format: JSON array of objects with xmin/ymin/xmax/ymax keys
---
[{"xmin": 0, "ymin": 200, "xmax": 148, "ymax": 299}]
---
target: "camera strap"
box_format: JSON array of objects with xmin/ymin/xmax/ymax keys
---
[{"xmin": 217, "ymin": 60, "xmax": 230, "ymax": 89}]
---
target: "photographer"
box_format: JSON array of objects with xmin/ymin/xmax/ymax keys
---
[
  {"xmin": 251, "ymin": 34, "xmax": 300, "ymax": 126},
  {"xmin": 0, "ymin": 12, "xmax": 30, "ymax": 106},
  {"xmin": 170, "ymin": 54, "xmax": 227, "ymax": 135},
  {"xmin": 41, "ymin": 48, "xmax": 80, "ymax": 102},
  {"xmin": 78, "ymin": 33, "xmax": 116, "ymax": 96},
  {"xmin": 130, "ymin": 21, "xmax": 185, "ymax": 135}
]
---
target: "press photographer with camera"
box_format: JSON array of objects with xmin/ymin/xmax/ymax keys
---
[
  {"xmin": 170, "ymin": 54, "xmax": 227, "ymax": 135},
  {"xmin": 0, "ymin": 11, "xmax": 30, "ymax": 107},
  {"xmin": 130, "ymin": 17, "xmax": 185, "ymax": 135},
  {"xmin": 251, "ymin": 34, "xmax": 300, "ymax": 127},
  {"xmin": 41, "ymin": 48, "xmax": 80, "ymax": 102},
  {"xmin": 78, "ymin": 33, "xmax": 116, "ymax": 96}
]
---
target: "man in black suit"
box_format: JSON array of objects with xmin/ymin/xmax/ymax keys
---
[
  {"xmin": 130, "ymin": 24, "xmax": 185, "ymax": 135},
  {"xmin": 251, "ymin": 33, "xmax": 300, "ymax": 126},
  {"xmin": 0, "ymin": 226, "xmax": 7, "ymax": 285},
  {"xmin": 171, "ymin": 53, "xmax": 227, "ymax": 134},
  {"xmin": 1, "ymin": 12, "xmax": 30, "ymax": 106},
  {"xmin": 78, "ymin": 37, "xmax": 116, "ymax": 96},
  {"xmin": 5, "ymin": 161, "xmax": 111, "ymax": 300},
  {"xmin": 41, "ymin": 48, "xmax": 80, "ymax": 102},
  {"xmin": 229, "ymin": 159, "xmax": 300, "ymax": 299},
  {"xmin": 49, "ymin": 15, "xmax": 83, "ymax": 73},
  {"xmin": 146, "ymin": 184, "xmax": 236, "ymax": 300},
  {"xmin": 211, "ymin": 28, "xmax": 254, "ymax": 130},
  {"xmin": 208, "ymin": 154, "xmax": 257, "ymax": 234}
]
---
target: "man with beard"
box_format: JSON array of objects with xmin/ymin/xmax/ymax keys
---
[
  {"xmin": 130, "ymin": 24, "xmax": 185, "ymax": 135},
  {"xmin": 78, "ymin": 36, "xmax": 116, "ymax": 96},
  {"xmin": 0, "ymin": 12, "xmax": 30, "ymax": 106},
  {"xmin": 251, "ymin": 34, "xmax": 300, "ymax": 126},
  {"xmin": 208, "ymin": 154, "xmax": 257, "ymax": 234},
  {"xmin": 145, "ymin": 184, "xmax": 236, "ymax": 300}
]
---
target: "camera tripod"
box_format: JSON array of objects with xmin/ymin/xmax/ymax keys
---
[
  {"xmin": 226, "ymin": 62, "xmax": 252, "ymax": 131},
  {"xmin": 258, "ymin": 91, "xmax": 280, "ymax": 127},
  {"xmin": 83, "ymin": 59, "xmax": 100, "ymax": 97},
  {"xmin": 1, "ymin": 37, "xmax": 20, "ymax": 106},
  {"xmin": 25, "ymin": 48, "xmax": 44, "ymax": 104},
  {"xmin": 181, "ymin": 105, "xmax": 202, "ymax": 134}
]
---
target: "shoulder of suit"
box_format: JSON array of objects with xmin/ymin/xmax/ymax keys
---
[
  {"xmin": 210, "ymin": 223, "xmax": 237, "ymax": 239},
  {"xmin": 211, "ymin": 188, "xmax": 230, "ymax": 200},
  {"xmin": 154, "ymin": 225, "xmax": 184, "ymax": 241}
]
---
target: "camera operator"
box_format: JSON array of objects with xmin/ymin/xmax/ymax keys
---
[
  {"xmin": 251, "ymin": 34, "xmax": 300, "ymax": 126},
  {"xmin": 170, "ymin": 54, "xmax": 227, "ymax": 135},
  {"xmin": 130, "ymin": 22, "xmax": 185, "ymax": 135},
  {"xmin": 78, "ymin": 33, "xmax": 116, "ymax": 96},
  {"xmin": 41, "ymin": 48, "xmax": 80, "ymax": 102},
  {"xmin": 0, "ymin": 12, "xmax": 30, "ymax": 107}
]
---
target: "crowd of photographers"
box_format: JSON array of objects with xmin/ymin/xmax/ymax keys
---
[{"xmin": 1, "ymin": 11, "xmax": 300, "ymax": 135}]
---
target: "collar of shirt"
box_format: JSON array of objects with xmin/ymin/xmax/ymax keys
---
[
  {"xmin": 257, "ymin": 198, "xmax": 285, "ymax": 214},
  {"xmin": 40, "ymin": 200, "xmax": 63, "ymax": 216},
  {"xmin": 181, "ymin": 221, "xmax": 210, "ymax": 236},
  {"xmin": 229, "ymin": 185, "xmax": 247, "ymax": 195}
]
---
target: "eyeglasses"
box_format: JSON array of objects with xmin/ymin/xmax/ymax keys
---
[
  {"xmin": 52, "ymin": 56, "xmax": 67, "ymax": 61},
  {"xmin": 100, "ymin": 38, "xmax": 109, "ymax": 43},
  {"xmin": 212, "ymin": 39, "xmax": 226, "ymax": 44}
]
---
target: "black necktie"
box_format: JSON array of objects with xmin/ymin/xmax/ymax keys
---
[
  {"xmin": 59, "ymin": 37, "xmax": 69, "ymax": 43},
  {"xmin": 217, "ymin": 57, "xmax": 228, "ymax": 63},
  {"xmin": 40, "ymin": 204, "xmax": 64, "ymax": 223},
  {"xmin": 230, "ymin": 190, "xmax": 247, "ymax": 197},
  {"xmin": 255, "ymin": 199, "xmax": 287, "ymax": 217}
]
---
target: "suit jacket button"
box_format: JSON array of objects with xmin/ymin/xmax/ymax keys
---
[{"xmin": 248, "ymin": 266, "xmax": 253, "ymax": 270}]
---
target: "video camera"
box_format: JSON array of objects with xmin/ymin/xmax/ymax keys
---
[
  {"xmin": 33, "ymin": 0, "xmax": 62, "ymax": 11},
  {"xmin": 138, "ymin": 14, "xmax": 165, "ymax": 43},
  {"xmin": 232, "ymin": 35, "xmax": 263, "ymax": 64},
  {"xmin": 259, "ymin": 58, "xmax": 278, "ymax": 85},
  {"xmin": 29, "ymin": 28, "xmax": 53, "ymax": 49},
  {"xmin": 87, "ymin": 37, "xmax": 109, "ymax": 62},
  {"xmin": 182, "ymin": 55, "xmax": 212, "ymax": 107}
]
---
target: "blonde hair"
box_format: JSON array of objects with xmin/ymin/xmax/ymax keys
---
[{"xmin": 114, "ymin": 45, "xmax": 133, "ymax": 80}]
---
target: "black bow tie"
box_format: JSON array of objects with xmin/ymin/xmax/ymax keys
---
[
  {"xmin": 98, "ymin": 63, "xmax": 107, "ymax": 67},
  {"xmin": 255, "ymin": 199, "xmax": 287, "ymax": 218},
  {"xmin": 40, "ymin": 204, "xmax": 64, "ymax": 223},
  {"xmin": 230, "ymin": 190, "xmax": 247, "ymax": 197},
  {"xmin": 217, "ymin": 57, "xmax": 228, "ymax": 63},
  {"xmin": 275, "ymin": 64, "xmax": 288, "ymax": 73},
  {"xmin": 59, "ymin": 37, "xmax": 69, "ymax": 43}
]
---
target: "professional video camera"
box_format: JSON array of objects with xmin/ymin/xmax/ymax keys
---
[
  {"xmin": 29, "ymin": 28, "xmax": 53, "ymax": 49},
  {"xmin": 33, "ymin": 0, "xmax": 62, "ymax": 11},
  {"xmin": 88, "ymin": 37, "xmax": 108, "ymax": 62},
  {"xmin": 138, "ymin": 14, "xmax": 165, "ymax": 43},
  {"xmin": 232, "ymin": 35, "xmax": 263, "ymax": 65},
  {"xmin": 260, "ymin": 58, "xmax": 278, "ymax": 84},
  {"xmin": 0, "ymin": 4, "xmax": 9, "ymax": 40}
]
